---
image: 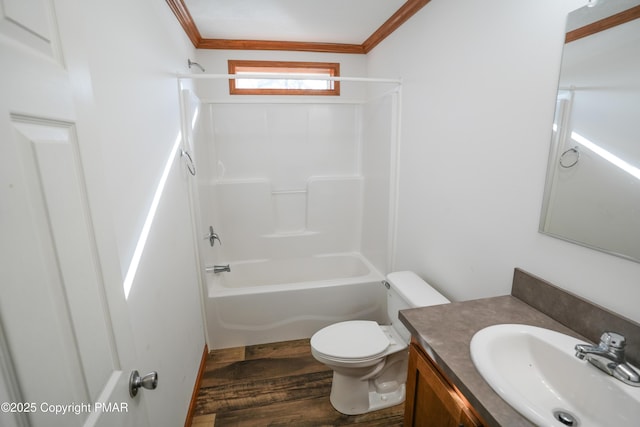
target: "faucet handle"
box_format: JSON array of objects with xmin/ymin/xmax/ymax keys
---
[
  {"xmin": 600, "ymin": 332, "xmax": 626, "ymax": 350},
  {"xmin": 206, "ymin": 226, "xmax": 221, "ymax": 247}
]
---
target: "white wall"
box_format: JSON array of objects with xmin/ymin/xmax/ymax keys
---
[
  {"xmin": 56, "ymin": 0, "xmax": 205, "ymax": 424},
  {"xmin": 367, "ymin": 0, "xmax": 640, "ymax": 323}
]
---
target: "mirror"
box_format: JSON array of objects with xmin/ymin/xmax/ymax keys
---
[{"xmin": 540, "ymin": 0, "xmax": 640, "ymax": 263}]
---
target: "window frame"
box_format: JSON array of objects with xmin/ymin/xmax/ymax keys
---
[{"xmin": 228, "ymin": 60, "xmax": 340, "ymax": 96}]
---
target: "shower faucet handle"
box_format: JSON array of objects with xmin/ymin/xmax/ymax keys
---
[{"xmin": 205, "ymin": 226, "xmax": 221, "ymax": 247}]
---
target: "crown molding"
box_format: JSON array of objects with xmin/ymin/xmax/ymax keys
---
[
  {"xmin": 166, "ymin": 0, "xmax": 430, "ymax": 54},
  {"xmin": 363, "ymin": 0, "xmax": 431, "ymax": 53},
  {"xmin": 566, "ymin": 4, "xmax": 640, "ymax": 43},
  {"xmin": 199, "ymin": 38, "xmax": 365, "ymax": 54},
  {"xmin": 165, "ymin": 0, "xmax": 201, "ymax": 47}
]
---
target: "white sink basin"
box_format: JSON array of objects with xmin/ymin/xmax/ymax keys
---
[{"xmin": 470, "ymin": 324, "xmax": 640, "ymax": 426}]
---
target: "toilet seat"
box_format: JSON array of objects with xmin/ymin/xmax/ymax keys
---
[{"xmin": 311, "ymin": 320, "xmax": 390, "ymax": 362}]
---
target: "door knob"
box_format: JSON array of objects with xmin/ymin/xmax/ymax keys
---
[{"xmin": 129, "ymin": 370, "xmax": 158, "ymax": 397}]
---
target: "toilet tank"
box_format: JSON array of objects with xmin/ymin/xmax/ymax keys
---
[{"xmin": 385, "ymin": 271, "xmax": 450, "ymax": 343}]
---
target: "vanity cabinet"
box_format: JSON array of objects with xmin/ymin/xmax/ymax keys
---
[{"xmin": 404, "ymin": 339, "xmax": 483, "ymax": 427}]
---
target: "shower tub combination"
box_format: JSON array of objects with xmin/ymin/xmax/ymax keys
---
[
  {"xmin": 205, "ymin": 253, "xmax": 387, "ymax": 349},
  {"xmin": 180, "ymin": 76, "xmax": 401, "ymax": 350}
]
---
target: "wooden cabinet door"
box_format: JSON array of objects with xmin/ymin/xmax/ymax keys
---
[{"xmin": 404, "ymin": 343, "xmax": 482, "ymax": 427}]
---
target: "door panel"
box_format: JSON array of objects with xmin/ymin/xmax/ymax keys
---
[
  {"xmin": 11, "ymin": 116, "xmax": 115, "ymax": 400},
  {"xmin": 0, "ymin": 0, "xmax": 60, "ymax": 59},
  {"xmin": 2, "ymin": 116, "xmax": 93, "ymax": 427}
]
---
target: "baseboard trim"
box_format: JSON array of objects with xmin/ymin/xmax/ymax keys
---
[{"xmin": 184, "ymin": 344, "xmax": 209, "ymax": 427}]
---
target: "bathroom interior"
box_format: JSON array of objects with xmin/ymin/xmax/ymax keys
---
[
  {"xmin": 181, "ymin": 0, "xmax": 640, "ymax": 423},
  {"xmin": 1, "ymin": 0, "xmax": 639, "ymax": 426}
]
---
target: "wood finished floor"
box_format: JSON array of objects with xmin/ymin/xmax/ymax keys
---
[{"xmin": 191, "ymin": 339, "xmax": 405, "ymax": 427}]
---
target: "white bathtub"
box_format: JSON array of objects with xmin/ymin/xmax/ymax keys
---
[{"xmin": 204, "ymin": 253, "xmax": 387, "ymax": 349}]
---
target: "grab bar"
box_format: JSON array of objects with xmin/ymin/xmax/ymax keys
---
[
  {"xmin": 181, "ymin": 149, "xmax": 196, "ymax": 176},
  {"xmin": 271, "ymin": 189, "xmax": 307, "ymax": 195}
]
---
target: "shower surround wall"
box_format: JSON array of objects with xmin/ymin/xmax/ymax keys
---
[
  {"xmin": 190, "ymin": 91, "xmax": 399, "ymax": 349},
  {"xmin": 212, "ymin": 102, "xmax": 365, "ymax": 262}
]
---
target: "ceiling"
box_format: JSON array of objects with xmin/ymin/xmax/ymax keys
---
[
  {"xmin": 167, "ymin": 0, "xmax": 430, "ymax": 53},
  {"xmin": 185, "ymin": 0, "xmax": 405, "ymax": 44}
]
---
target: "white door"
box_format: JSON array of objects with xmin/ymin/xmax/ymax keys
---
[{"xmin": 0, "ymin": 1, "xmax": 149, "ymax": 426}]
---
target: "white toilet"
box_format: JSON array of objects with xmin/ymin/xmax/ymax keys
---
[{"xmin": 310, "ymin": 271, "xmax": 450, "ymax": 415}]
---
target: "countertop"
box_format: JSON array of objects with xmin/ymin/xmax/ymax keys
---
[{"xmin": 399, "ymin": 295, "xmax": 589, "ymax": 427}]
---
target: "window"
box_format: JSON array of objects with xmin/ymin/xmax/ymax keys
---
[{"xmin": 228, "ymin": 60, "xmax": 340, "ymax": 96}]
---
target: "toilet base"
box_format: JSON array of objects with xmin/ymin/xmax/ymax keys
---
[
  {"xmin": 328, "ymin": 351, "xmax": 407, "ymax": 415},
  {"xmin": 329, "ymin": 372, "xmax": 405, "ymax": 415},
  {"xmin": 367, "ymin": 384, "xmax": 406, "ymax": 412}
]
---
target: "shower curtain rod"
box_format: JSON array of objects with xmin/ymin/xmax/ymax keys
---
[{"xmin": 177, "ymin": 73, "xmax": 402, "ymax": 84}]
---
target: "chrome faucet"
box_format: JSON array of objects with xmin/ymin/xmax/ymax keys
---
[
  {"xmin": 575, "ymin": 332, "xmax": 640, "ymax": 386},
  {"xmin": 206, "ymin": 264, "xmax": 230, "ymax": 274}
]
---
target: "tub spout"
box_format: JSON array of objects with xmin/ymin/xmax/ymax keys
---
[{"xmin": 206, "ymin": 264, "xmax": 230, "ymax": 274}]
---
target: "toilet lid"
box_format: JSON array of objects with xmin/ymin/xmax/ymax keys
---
[{"xmin": 311, "ymin": 320, "xmax": 390, "ymax": 360}]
